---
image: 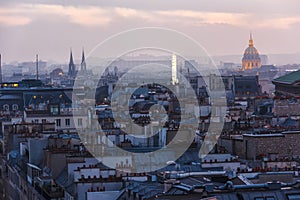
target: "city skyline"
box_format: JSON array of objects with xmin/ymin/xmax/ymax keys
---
[
  {"xmin": 1, "ymin": 1, "xmax": 300, "ymax": 63},
  {"xmin": 1, "ymin": 1, "xmax": 300, "ymax": 200}
]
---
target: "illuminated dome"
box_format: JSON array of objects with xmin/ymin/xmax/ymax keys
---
[{"xmin": 242, "ymin": 34, "xmax": 261, "ymax": 70}]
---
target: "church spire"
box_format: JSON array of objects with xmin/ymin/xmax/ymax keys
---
[
  {"xmin": 249, "ymin": 32, "xmax": 254, "ymax": 47},
  {"xmin": 81, "ymin": 48, "xmax": 86, "ymax": 71},
  {"xmin": 68, "ymin": 48, "xmax": 76, "ymax": 77},
  {"xmin": 69, "ymin": 49, "xmax": 74, "ymax": 65}
]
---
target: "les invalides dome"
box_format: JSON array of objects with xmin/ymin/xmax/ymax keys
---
[{"xmin": 242, "ymin": 33, "xmax": 262, "ymax": 70}]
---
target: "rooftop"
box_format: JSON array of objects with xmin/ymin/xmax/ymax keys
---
[{"xmin": 273, "ymin": 69, "xmax": 300, "ymax": 84}]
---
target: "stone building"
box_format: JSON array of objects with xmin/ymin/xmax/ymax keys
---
[
  {"xmin": 219, "ymin": 131, "xmax": 300, "ymax": 160},
  {"xmin": 272, "ymin": 69, "xmax": 300, "ymax": 97}
]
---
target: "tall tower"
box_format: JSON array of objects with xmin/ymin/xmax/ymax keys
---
[
  {"xmin": 114, "ymin": 66, "xmax": 118, "ymax": 76},
  {"xmin": 242, "ymin": 33, "xmax": 261, "ymax": 71},
  {"xmin": 81, "ymin": 48, "xmax": 86, "ymax": 72},
  {"xmin": 68, "ymin": 49, "xmax": 76, "ymax": 77},
  {"xmin": 171, "ymin": 54, "xmax": 178, "ymax": 85},
  {"xmin": 36, "ymin": 54, "xmax": 39, "ymax": 80}
]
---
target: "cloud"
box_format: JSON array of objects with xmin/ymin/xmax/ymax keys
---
[
  {"xmin": 1, "ymin": 4, "xmax": 300, "ymax": 29},
  {"xmin": 255, "ymin": 16, "xmax": 300, "ymax": 29},
  {"xmin": 32, "ymin": 4, "xmax": 112, "ymax": 26},
  {"xmin": 156, "ymin": 10, "xmax": 248, "ymax": 27},
  {"xmin": 0, "ymin": 4, "xmax": 113, "ymax": 27},
  {"xmin": 0, "ymin": 15, "xmax": 31, "ymax": 26},
  {"xmin": 155, "ymin": 10, "xmax": 300, "ymax": 29}
]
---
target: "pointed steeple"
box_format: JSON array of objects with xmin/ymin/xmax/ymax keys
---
[
  {"xmin": 68, "ymin": 48, "xmax": 76, "ymax": 76},
  {"xmin": 81, "ymin": 48, "xmax": 86, "ymax": 71},
  {"xmin": 249, "ymin": 32, "xmax": 254, "ymax": 47},
  {"xmin": 69, "ymin": 49, "xmax": 74, "ymax": 65}
]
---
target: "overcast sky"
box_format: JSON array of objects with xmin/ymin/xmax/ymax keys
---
[{"xmin": 1, "ymin": 0, "xmax": 300, "ymax": 63}]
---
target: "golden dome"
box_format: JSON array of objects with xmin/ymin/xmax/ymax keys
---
[{"xmin": 242, "ymin": 33, "xmax": 261, "ymax": 70}]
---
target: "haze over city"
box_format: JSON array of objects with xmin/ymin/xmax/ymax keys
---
[
  {"xmin": 2, "ymin": 1, "xmax": 300, "ymax": 200},
  {"xmin": 1, "ymin": 0, "xmax": 300, "ymax": 64}
]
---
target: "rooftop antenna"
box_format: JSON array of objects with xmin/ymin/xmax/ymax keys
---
[{"xmin": 36, "ymin": 54, "xmax": 39, "ymax": 80}]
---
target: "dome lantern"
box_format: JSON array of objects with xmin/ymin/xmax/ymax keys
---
[{"xmin": 249, "ymin": 33, "xmax": 254, "ymax": 47}]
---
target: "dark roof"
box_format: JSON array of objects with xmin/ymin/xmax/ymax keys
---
[
  {"xmin": 273, "ymin": 69, "xmax": 300, "ymax": 84},
  {"xmin": 132, "ymin": 87, "xmax": 149, "ymax": 97},
  {"xmin": 281, "ymin": 117, "xmax": 297, "ymax": 128},
  {"xmin": 94, "ymin": 85, "xmax": 108, "ymax": 102},
  {"xmin": 233, "ymin": 76, "xmax": 261, "ymax": 96},
  {"xmin": 0, "ymin": 94, "xmax": 22, "ymax": 100},
  {"xmin": 23, "ymin": 90, "xmax": 72, "ymax": 106}
]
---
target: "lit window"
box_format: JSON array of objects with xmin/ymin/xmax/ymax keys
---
[{"xmin": 13, "ymin": 83, "xmax": 19, "ymax": 87}]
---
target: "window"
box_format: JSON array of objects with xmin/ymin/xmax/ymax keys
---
[
  {"xmin": 3, "ymin": 104, "xmax": 9, "ymax": 111},
  {"xmin": 12, "ymin": 104, "xmax": 18, "ymax": 111},
  {"xmin": 50, "ymin": 104, "xmax": 59, "ymax": 115},
  {"xmin": 56, "ymin": 119, "xmax": 61, "ymax": 127},
  {"xmin": 78, "ymin": 118, "xmax": 83, "ymax": 126},
  {"xmin": 42, "ymin": 119, "xmax": 46, "ymax": 124},
  {"xmin": 65, "ymin": 118, "xmax": 70, "ymax": 127},
  {"xmin": 34, "ymin": 119, "xmax": 39, "ymax": 124}
]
